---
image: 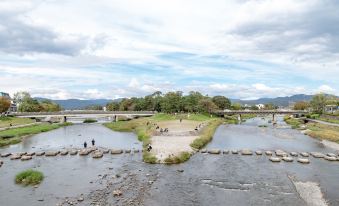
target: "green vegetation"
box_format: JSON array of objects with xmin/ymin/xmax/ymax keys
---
[
  {"xmin": 15, "ymin": 169, "xmax": 44, "ymax": 186},
  {"xmin": 305, "ymin": 123, "xmax": 339, "ymax": 144},
  {"xmin": 318, "ymin": 117, "xmax": 339, "ymax": 124},
  {"xmin": 0, "ymin": 117, "xmax": 35, "ymax": 128},
  {"xmin": 284, "ymin": 116, "xmax": 303, "ymax": 129},
  {"xmin": 14, "ymin": 91, "xmax": 61, "ymax": 112},
  {"xmin": 143, "ymin": 152, "xmax": 158, "ymax": 164},
  {"xmin": 164, "ymin": 152, "xmax": 191, "ymax": 164},
  {"xmin": 190, "ymin": 119, "xmax": 224, "ymax": 149},
  {"xmin": 0, "ymin": 96, "xmax": 11, "ymax": 113},
  {"xmin": 0, "ymin": 122, "xmax": 72, "ymax": 147},
  {"xmin": 83, "ymin": 119, "xmax": 98, "ymax": 123}
]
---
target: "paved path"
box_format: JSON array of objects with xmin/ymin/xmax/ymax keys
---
[
  {"xmin": 307, "ymin": 119, "xmax": 339, "ymax": 127},
  {"xmin": 0, "ymin": 122, "xmax": 41, "ymax": 131}
]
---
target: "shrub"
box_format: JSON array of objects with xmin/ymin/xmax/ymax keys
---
[
  {"xmin": 143, "ymin": 152, "xmax": 157, "ymax": 164},
  {"xmin": 83, "ymin": 119, "xmax": 98, "ymax": 123},
  {"xmin": 15, "ymin": 169, "xmax": 44, "ymax": 186},
  {"xmin": 164, "ymin": 152, "xmax": 191, "ymax": 164}
]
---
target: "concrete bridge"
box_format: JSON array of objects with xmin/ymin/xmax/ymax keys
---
[
  {"xmin": 13, "ymin": 111, "xmax": 156, "ymax": 122},
  {"xmin": 214, "ymin": 110, "xmax": 308, "ymax": 122}
]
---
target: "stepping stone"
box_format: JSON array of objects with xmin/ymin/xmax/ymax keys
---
[
  {"xmin": 21, "ymin": 155, "xmax": 32, "ymax": 161},
  {"xmin": 241, "ymin": 149, "xmax": 253, "ymax": 155},
  {"xmin": 92, "ymin": 151, "xmax": 104, "ymax": 158},
  {"xmin": 1, "ymin": 153, "xmax": 11, "ymax": 157},
  {"xmin": 223, "ymin": 150, "xmax": 229, "ymax": 154},
  {"xmin": 269, "ymin": 157, "xmax": 281, "ymax": 162},
  {"xmin": 265, "ymin": 151, "xmax": 273, "ymax": 156},
  {"xmin": 255, "ymin": 151, "xmax": 263, "ymax": 155},
  {"xmin": 124, "ymin": 149, "xmax": 131, "ymax": 153},
  {"xmin": 310, "ymin": 152, "xmax": 325, "ymax": 158},
  {"xmin": 282, "ymin": 157, "xmax": 293, "ymax": 162},
  {"xmin": 26, "ymin": 152, "xmax": 35, "ymax": 156},
  {"xmin": 275, "ymin": 150, "xmax": 288, "ymax": 157},
  {"xmin": 10, "ymin": 154, "xmax": 21, "ymax": 160},
  {"xmin": 111, "ymin": 149, "xmax": 123, "ymax": 154},
  {"xmin": 36, "ymin": 151, "xmax": 45, "ymax": 156},
  {"xmin": 45, "ymin": 151, "xmax": 59, "ymax": 156},
  {"xmin": 297, "ymin": 158, "xmax": 310, "ymax": 164},
  {"xmin": 70, "ymin": 150, "xmax": 78, "ymax": 155},
  {"xmin": 231, "ymin": 150, "xmax": 238, "ymax": 154},
  {"xmin": 79, "ymin": 149, "xmax": 90, "ymax": 156},
  {"xmin": 18, "ymin": 152, "xmax": 27, "ymax": 156},
  {"xmin": 324, "ymin": 156, "xmax": 337, "ymax": 161},
  {"xmin": 290, "ymin": 152, "xmax": 298, "ymax": 157},
  {"xmin": 60, "ymin": 151, "xmax": 69, "ymax": 155},
  {"xmin": 300, "ymin": 152, "xmax": 309, "ymax": 157},
  {"xmin": 326, "ymin": 153, "xmax": 336, "ymax": 157},
  {"xmin": 133, "ymin": 149, "xmax": 139, "ymax": 153},
  {"xmin": 200, "ymin": 149, "xmax": 207, "ymax": 153},
  {"xmin": 208, "ymin": 149, "xmax": 221, "ymax": 154},
  {"xmin": 102, "ymin": 149, "xmax": 110, "ymax": 154}
]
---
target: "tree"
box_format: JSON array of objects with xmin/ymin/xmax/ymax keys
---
[
  {"xmin": 250, "ymin": 105, "xmax": 258, "ymax": 110},
  {"xmin": 212, "ymin": 96, "xmax": 231, "ymax": 110},
  {"xmin": 231, "ymin": 103, "xmax": 242, "ymax": 110},
  {"xmin": 264, "ymin": 103, "xmax": 277, "ymax": 110},
  {"xmin": 160, "ymin": 91, "xmax": 183, "ymax": 113},
  {"xmin": 198, "ymin": 98, "xmax": 218, "ymax": 113},
  {"xmin": 293, "ymin": 101, "xmax": 309, "ymax": 110},
  {"xmin": 106, "ymin": 102, "xmax": 120, "ymax": 111},
  {"xmin": 84, "ymin": 104, "xmax": 103, "ymax": 110},
  {"xmin": 0, "ymin": 97, "xmax": 11, "ymax": 113},
  {"xmin": 310, "ymin": 93, "xmax": 327, "ymax": 113},
  {"xmin": 13, "ymin": 91, "xmax": 31, "ymax": 104},
  {"xmin": 119, "ymin": 99, "xmax": 135, "ymax": 111},
  {"xmin": 182, "ymin": 91, "xmax": 204, "ymax": 112}
]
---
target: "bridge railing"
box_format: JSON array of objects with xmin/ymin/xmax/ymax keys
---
[
  {"xmin": 213, "ymin": 110, "xmax": 308, "ymax": 115},
  {"xmin": 13, "ymin": 111, "xmax": 156, "ymax": 116}
]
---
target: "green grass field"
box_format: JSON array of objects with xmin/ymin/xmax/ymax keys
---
[{"xmin": 0, "ymin": 117, "xmax": 35, "ymax": 128}]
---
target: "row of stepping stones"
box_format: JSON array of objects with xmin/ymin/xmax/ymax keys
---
[
  {"xmin": 0, "ymin": 148, "xmax": 141, "ymax": 163},
  {"xmin": 199, "ymin": 149, "xmax": 339, "ymax": 164}
]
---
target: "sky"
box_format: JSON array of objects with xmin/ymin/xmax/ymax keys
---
[{"xmin": 0, "ymin": 0, "xmax": 338, "ymax": 100}]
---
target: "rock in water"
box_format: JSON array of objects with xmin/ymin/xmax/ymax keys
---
[
  {"xmin": 10, "ymin": 154, "xmax": 22, "ymax": 160},
  {"xmin": 200, "ymin": 149, "xmax": 207, "ymax": 153},
  {"xmin": 297, "ymin": 158, "xmax": 310, "ymax": 164},
  {"xmin": 310, "ymin": 152, "xmax": 324, "ymax": 158},
  {"xmin": 79, "ymin": 149, "xmax": 90, "ymax": 156},
  {"xmin": 92, "ymin": 151, "xmax": 104, "ymax": 158},
  {"xmin": 133, "ymin": 149, "xmax": 139, "ymax": 153},
  {"xmin": 231, "ymin": 150, "xmax": 238, "ymax": 154},
  {"xmin": 26, "ymin": 152, "xmax": 35, "ymax": 156},
  {"xmin": 300, "ymin": 152, "xmax": 309, "ymax": 157},
  {"xmin": 21, "ymin": 155, "xmax": 32, "ymax": 161},
  {"xmin": 60, "ymin": 150, "xmax": 69, "ymax": 155},
  {"xmin": 282, "ymin": 157, "xmax": 293, "ymax": 162},
  {"xmin": 113, "ymin": 190, "xmax": 122, "ymax": 196},
  {"xmin": 124, "ymin": 149, "xmax": 131, "ymax": 153},
  {"xmin": 269, "ymin": 157, "xmax": 281, "ymax": 162},
  {"xmin": 326, "ymin": 153, "xmax": 336, "ymax": 157},
  {"xmin": 290, "ymin": 152, "xmax": 298, "ymax": 157},
  {"xmin": 102, "ymin": 149, "xmax": 110, "ymax": 154},
  {"xmin": 1, "ymin": 153, "xmax": 11, "ymax": 157},
  {"xmin": 324, "ymin": 156, "xmax": 337, "ymax": 161},
  {"xmin": 70, "ymin": 150, "xmax": 78, "ymax": 155},
  {"xmin": 241, "ymin": 149, "xmax": 253, "ymax": 155},
  {"xmin": 36, "ymin": 151, "xmax": 45, "ymax": 156},
  {"xmin": 45, "ymin": 151, "xmax": 59, "ymax": 156},
  {"xmin": 265, "ymin": 151, "xmax": 273, "ymax": 156},
  {"xmin": 255, "ymin": 151, "xmax": 263, "ymax": 155},
  {"xmin": 275, "ymin": 150, "xmax": 288, "ymax": 157},
  {"xmin": 110, "ymin": 149, "xmax": 123, "ymax": 154},
  {"xmin": 208, "ymin": 149, "xmax": 221, "ymax": 154},
  {"xmin": 223, "ymin": 150, "xmax": 229, "ymax": 154}
]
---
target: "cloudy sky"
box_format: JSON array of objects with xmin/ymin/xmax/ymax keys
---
[{"xmin": 0, "ymin": 0, "xmax": 338, "ymax": 100}]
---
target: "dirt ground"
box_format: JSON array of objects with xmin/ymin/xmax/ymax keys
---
[{"xmin": 151, "ymin": 120, "xmax": 204, "ymax": 162}]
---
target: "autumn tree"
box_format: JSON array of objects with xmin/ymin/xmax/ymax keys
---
[{"xmin": 0, "ymin": 97, "xmax": 11, "ymax": 113}]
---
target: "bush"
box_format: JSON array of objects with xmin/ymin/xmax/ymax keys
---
[
  {"xmin": 15, "ymin": 169, "xmax": 44, "ymax": 186},
  {"xmin": 164, "ymin": 152, "xmax": 191, "ymax": 164},
  {"xmin": 83, "ymin": 119, "xmax": 98, "ymax": 123},
  {"xmin": 143, "ymin": 152, "xmax": 157, "ymax": 164},
  {"xmin": 310, "ymin": 114, "xmax": 320, "ymax": 119}
]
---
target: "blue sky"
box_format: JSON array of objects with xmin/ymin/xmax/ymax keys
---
[{"xmin": 0, "ymin": 0, "xmax": 338, "ymax": 100}]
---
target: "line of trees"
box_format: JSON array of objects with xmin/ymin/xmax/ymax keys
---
[
  {"xmin": 14, "ymin": 92, "xmax": 61, "ymax": 112},
  {"xmin": 293, "ymin": 93, "xmax": 339, "ymax": 113},
  {"xmin": 106, "ymin": 91, "xmax": 231, "ymax": 113}
]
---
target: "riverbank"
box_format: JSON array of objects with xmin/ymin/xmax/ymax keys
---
[
  {"xmin": 0, "ymin": 122, "xmax": 72, "ymax": 147},
  {"xmin": 104, "ymin": 113, "xmax": 222, "ymax": 164},
  {"xmin": 0, "ymin": 117, "xmax": 35, "ymax": 128}
]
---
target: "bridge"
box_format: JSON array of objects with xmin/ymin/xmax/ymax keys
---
[
  {"xmin": 13, "ymin": 111, "xmax": 156, "ymax": 122},
  {"xmin": 213, "ymin": 110, "xmax": 308, "ymax": 122}
]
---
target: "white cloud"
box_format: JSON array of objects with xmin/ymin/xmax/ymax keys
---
[{"xmin": 317, "ymin": 85, "xmax": 335, "ymax": 93}]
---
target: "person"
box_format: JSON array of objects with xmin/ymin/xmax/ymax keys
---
[
  {"xmin": 147, "ymin": 144, "xmax": 152, "ymax": 152},
  {"xmin": 180, "ymin": 118, "xmax": 182, "ymax": 123},
  {"xmin": 91, "ymin": 139, "xmax": 95, "ymax": 146},
  {"xmin": 9, "ymin": 123, "xmax": 12, "ymax": 127},
  {"xmin": 84, "ymin": 141, "xmax": 87, "ymax": 148}
]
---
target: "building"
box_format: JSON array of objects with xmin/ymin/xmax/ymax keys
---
[
  {"xmin": 325, "ymin": 105, "xmax": 338, "ymax": 114},
  {"xmin": 0, "ymin": 92, "xmax": 17, "ymax": 112},
  {"xmin": 255, "ymin": 104, "xmax": 265, "ymax": 110}
]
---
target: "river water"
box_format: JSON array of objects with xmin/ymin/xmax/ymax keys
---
[{"xmin": 0, "ymin": 117, "xmax": 339, "ymax": 206}]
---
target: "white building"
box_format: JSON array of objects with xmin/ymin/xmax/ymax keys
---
[{"xmin": 255, "ymin": 104, "xmax": 265, "ymax": 110}]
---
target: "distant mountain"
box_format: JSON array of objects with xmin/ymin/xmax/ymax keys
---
[
  {"xmin": 231, "ymin": 94, "xmax": 314, "ymax": 107},
  {"xmin": 34, "ymin": 98, "xmax": 123, "ymax": 110}
]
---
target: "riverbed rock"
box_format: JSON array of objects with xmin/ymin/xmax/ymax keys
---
[
  {"xmin": 297, "ymin": 158, "xmax": 310, "ymax": 164},
  {"xmin": 18, "ymin": 152, "xmax": 27, "ymax": 156},
  {"xmin": 10, "ymin": 154, "xmax": 22, "ymax": 160},
  {"xmin": 200, "ymin": 149, "xmax": 207, "ymax": 153},
  {"xmin": 79, "ymin": 149, "xmax": 90, "ymax": 156},
  {"xmin": 110, "ymin": 149, "xmax": 123, "ymax": 154},
  {"xmin": 1, "ymin": 153, "xmax": 11, "ymax": 157},
  {"xmin": 92, "ymin": 151, "xmax": 104, "ymax": 158},
  {"xmin": 275, "ymin": 150, "xmax": 288, "ymax": 157},
  {"xmin": 26, "ymin": 152, "xmax": 35, "ymax": 156},
  {"xmin": 324, "ymin": 156, "xmax": 337, "ymax": 161},
  {"xmin": 282, "ymin": 157, "xmax": 294, "ymax": 162},
  {"xmin": 208, "ymin": 149, "xmax": 221, "ymax": 154},
  {"xmin": 326, "ymin": 153, "xmax": 336, "ymax": 157},
  {"xmin": 77, "ymin": 197, "xmax": 84, "ymax": 202},
  {"xmin": 231, "ymin": 150, "xmax": 238, "ymax": 154},
  {"xmin": 265, "ymin": 151, "xmax": 273, "ymax": 156},
  {"xmin": 290, "ymin": 152, "xmax": 298, "ymax": 157},
  {"xmin": 300, "ymin": 152, "xmax": 309, "ymax": 157},
  {"xmin": 36, "ymin": 151, "xmax": 45, "ymax": 156},
  {"xmin": 21, "ymin": 155, "xmax": 33, "ymax": 161},
  {"xmin": 69, "ymin": 150, "xmax": 77, "ymax": 155},
  {"xmin": 102, "ymin": 149, "xmax": 110, "ymax": 154},
  {"xmin": 255, "ymin": 151, "xmax": 263, "ymax": 155},
  {"xmin": 223, "ymin": 150, "xmax": 229, "ymax": 154},
  {"xmin": 113, "ymin": 190, "xmax": 122, "ymax": 196},
  {"xmin": 45, "ymin": 151, "xmax": 59, "ymax": 156},
  {"xmin": 124, "ymin": 149, "xmax": 131, "ymax": 153},
  {"xmin": 241, "ymin": 149, "xmax": 253, "ymax": 155},
  {"xmin": 269, "ymin": 157, "xmax": 281, "ymax": 162},
  {"xmin": 310, "ymin": 152, "xmax": 325, "ymax": 158},
  {"xmin": 60, "ymin": 150, "xmax": 69, "ymax": 155},
  {"xmin": 133, "ymin": 149, "xmax": 139, "ymax": 153}
]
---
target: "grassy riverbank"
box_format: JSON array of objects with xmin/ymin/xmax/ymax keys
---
[
  {"xmin": 0, "ymin": 117, "xmax": 35, "ymax": 128},
  {"xmin": 104, "ymin": 113, "xmax": 221, "ymax": 163},
  {"xmin": 190, "ymin": 119, "xmax": 224, "ymax": 149},
  {"xmin": 0, "ymin": 122, "xmax": 72, "ymax": 147}
]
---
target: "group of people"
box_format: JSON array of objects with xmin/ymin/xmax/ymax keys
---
[
  {"xmin": 146, "ymin": 121, "xmax": 169, "ymax": 134},
  {"xmin": 83, "ymin": 139, "xmax": 95, "ymax": 148}
]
